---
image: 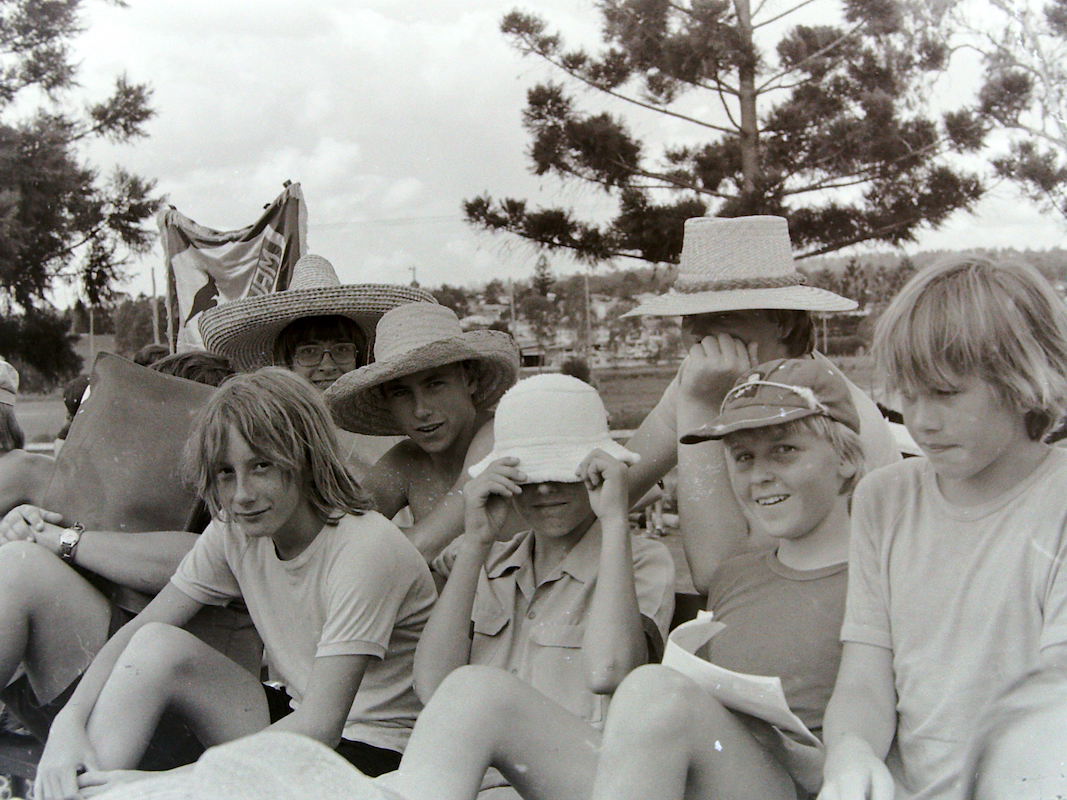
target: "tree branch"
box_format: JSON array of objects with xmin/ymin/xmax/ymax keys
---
[
  {"xmin": 754, "ymin": 0, "xmax": 819, "ymax": 29},
  {"xmin": 757, "ymin": 20, "xmax": 865, "ymax": 91},
  {"xmin": 513, "ymin": 32, "xmax": 738, "ymax": 135}
]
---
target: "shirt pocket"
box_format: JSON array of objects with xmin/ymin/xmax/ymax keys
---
[{"xmin": 528, "ymin": 623, "xmax": 605, "ymax": 725}]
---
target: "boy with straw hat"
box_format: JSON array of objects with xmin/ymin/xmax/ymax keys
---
[
  {"xmin": 198, "ymin": 253, "xmax": 436, "ymax": 481},
  {"xmin": 622, "ymin": 215, "xmax": 899, "ymax": 592},
  {"xmin": 325, "ymin": 302, "xmax": 520, "ymax": 560}
]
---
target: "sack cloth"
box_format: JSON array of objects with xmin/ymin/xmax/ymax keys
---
[{"xmin": 41, "ymin": 352, "xmax": 260, "ymax": 675}]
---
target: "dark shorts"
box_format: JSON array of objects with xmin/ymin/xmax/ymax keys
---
[
  {"xmin": 262, "ymin": 683, "xmax": 402, "ymax": 777},
  {"xmin": 0, "ymin": 602, "xmax": 204, "ymax": 770}
]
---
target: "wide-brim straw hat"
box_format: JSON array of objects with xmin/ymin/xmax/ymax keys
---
[
  {"xmin": 198, "ymin": 254, "xmax": 437, "ymax": 371},
  {"xmin": 326, "ymin": 302, "xmax": 521, "ymax": 435},
  {"xmin": 93, "ymin": 731, "xmax": 400, "ymax": 800},
  {"xmin": 624, "ymin": 216, "xmax": 857, "ymax": 317},
  {"xmin": 468, "ymin": 373, "xmax": 639, "ymax": 484}
]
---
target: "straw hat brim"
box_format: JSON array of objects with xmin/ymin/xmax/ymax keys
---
[
  {"xmin": 326, "ymin": 330, "xmax": 520, "ymax": 435},
  {"xmin": 199, "ymin": 284, "xmax": 435, "ymax": 371},
  {"xmin": 467, "ymin": 438, "xmax": 640, "ymax": 484},
  {"xmin": 622, "ymin": 285, "xmax": 857, "ymax": 318}
]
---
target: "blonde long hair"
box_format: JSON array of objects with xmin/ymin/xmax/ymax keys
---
[
  {"xmin": 183, "ymin": 368, "xmax": 372, "ymax": 523},
  {"xmin": 873, "ymin": 255, "xmax": 1067, "ymax": 440}
]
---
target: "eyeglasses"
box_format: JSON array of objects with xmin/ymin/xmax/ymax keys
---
[{"xmin": 292, "ymin": 343, "xmax": 359, "ymax": 367}]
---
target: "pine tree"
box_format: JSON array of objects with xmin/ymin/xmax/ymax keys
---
[{"xmin": 464, "ymin": 0, "xmax": 989, "ymax": 265}]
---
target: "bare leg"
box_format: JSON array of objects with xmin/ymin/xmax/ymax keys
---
[
  {"xmin": 379, "ymin": 665, "xmax": 601, "ymax": 800},
  {"xmin": 86, "ymin": 622, "xmax": 270, "ymax": 769},
  {"xmin": 591, "ymin": 664, "xmax": 797, "ymax": 800},
  {"xmin": 0, "ymin": 541, "xmax": 111, "ymax": 702}
]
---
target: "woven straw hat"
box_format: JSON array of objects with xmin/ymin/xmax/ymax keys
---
[
  {"xmin": 198, "ymin": 253, "xmax": 437, "ymax": 371},
  {"xmin": 0, "ymin": 358, "xmax": 17, "ymax": 406},
  {"xmin": 94, "ymin": 730, "xmax": 401, "ymax": 800},
  {"xmin": 680, "ymin": 357, "xmax": 859, "ymax": 443},
  {"xmin": 326, "ymin": 302, "xmax": 520, "ymax": 435},
  {"xmin": 624, "ymin": 216, "xmax": 856, "ymax": 317},
  {"xmin": 468, "ymin": 373, "xmax": 639, "ymax": 484}
]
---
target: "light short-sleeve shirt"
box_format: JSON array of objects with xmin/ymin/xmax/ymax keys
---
[
  {"xmin": 433, "ymin": 526, "xmax": 675, "ymax": 726},
  {"xmin": 842, "ymin": 450, "xmax": 1067, "ymax": 799},
  {"xmin": 171, "ymin": 511, "xmax": 437, "ymax": 752}
]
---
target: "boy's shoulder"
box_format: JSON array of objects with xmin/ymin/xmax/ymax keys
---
[{"xmin": 853, "ymin": 456, "xmax": 927, "ymax": 507}]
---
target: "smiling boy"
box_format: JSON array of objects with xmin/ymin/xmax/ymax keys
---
[{"xmin": 326, "ymin": 303, "xmax": 520, "ymax": 559}]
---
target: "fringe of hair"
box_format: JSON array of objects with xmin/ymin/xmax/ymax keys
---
[
  {"xmin": 182, "ymin": 368, "xmax": 373, "ymax": 523},
  {"xmin": 872, "ymin": 256, "xmax": 1067, "ymax": 440}
]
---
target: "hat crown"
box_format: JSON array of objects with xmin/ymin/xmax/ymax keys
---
[
  {"xmin": 493, "ymin": 374, "xmax": 611, "ymax": 450},
  {"xmin": 372, "ymin": 302, "xmax": 466, "ymax": 363},
  {"xmin": 722, "ymin": 357, "xmax": 859, "ymax": 433},
  {"xmin": 287, "ymin": 254, "xmax": 342, "ymax": 291},
  {"xmin": 675, "ymin": 216, "xmax": 799, "ymax": 289}
]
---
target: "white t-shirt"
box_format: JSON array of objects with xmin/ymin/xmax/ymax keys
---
[
  {"xmin": 171, "ymin": 510, "xmax": 437, "ymax": 752},
  {"xmin": 842, "ymin": 450, "xmax": 1067, "ymax": 799}
]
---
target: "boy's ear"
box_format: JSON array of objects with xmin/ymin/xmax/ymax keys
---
[{"xmin": 836, "ymin": 456, "xmax": 859, "ymax": 493}]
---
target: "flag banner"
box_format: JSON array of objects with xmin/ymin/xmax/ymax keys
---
[{"xmin": 159, "ymin": 182, "xmax": 307, "ymax": 350}]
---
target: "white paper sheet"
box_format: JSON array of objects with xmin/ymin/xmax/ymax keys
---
[{"xmin": 661, "ymin": 610, "xmax": 820, "ymax": 746}]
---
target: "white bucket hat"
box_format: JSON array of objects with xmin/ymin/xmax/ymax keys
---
[
  {"xmin": 0, "ymin": 358, "xmax": 17, "ymax": 406},
  {"xmin": 624, "ymin": 216, "xmax": 857, "ymax": 317},
  {"xmin": 92, "ymin": 731, "xmax": 401, "ymax": 800},
  {"xmin": 326, "ymin": 302, "xmax": 521, "ymax": 435},
  {"xmin": 198, "ymin": 253, "xmax": 437, "ymax": 371},
  {"xmin": 468, "ymin": 373, "xmax": 639, "ymax": 484}
]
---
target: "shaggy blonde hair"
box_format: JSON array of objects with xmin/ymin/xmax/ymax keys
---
[
  {"xmin": 183, "ymin": 368, "xmax": 372, "ymax": 523},
  {"xmin": 873, "ymin": 256, "xmax": 1067, "ymax": 440}
]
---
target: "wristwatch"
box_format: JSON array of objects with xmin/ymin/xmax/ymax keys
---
[{"xmin": 58, "ymin": 522, "xmax": 85, "ymax": 564}]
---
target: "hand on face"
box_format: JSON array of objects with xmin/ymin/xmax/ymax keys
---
[
  {"xmin": 576, "ymin": 448, "xmax": 629, "ymax": 525},
  {"xmin": 464, "ymin": 457, "xmax": 525, "ymax": 544},
  {"xmin": 678, "ymin": 332, "xmax": 760, "ymax": 407}
]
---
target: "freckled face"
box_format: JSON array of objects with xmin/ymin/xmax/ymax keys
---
[{"xmin": 724, "ymin": 425, "xmax": 851, "ymax": 541}]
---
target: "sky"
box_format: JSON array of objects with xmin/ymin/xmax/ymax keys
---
[{"xmin": 55, "ymin": 0, "xmax": 1065, "ymax": 306}]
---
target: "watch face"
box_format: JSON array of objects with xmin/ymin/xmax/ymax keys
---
[{"xmin": 61, "ymin": 529, "xmax": 79, "ymax": 546}]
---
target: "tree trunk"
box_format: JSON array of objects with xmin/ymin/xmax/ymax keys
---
[{"xmin": 734, "ymin": 0, "xmax": 760, "ymax": 203}]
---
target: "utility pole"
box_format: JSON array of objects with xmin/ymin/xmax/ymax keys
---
[{"xmin": 150, "ymin": 267, "xmax": 161, "ymax": 344}]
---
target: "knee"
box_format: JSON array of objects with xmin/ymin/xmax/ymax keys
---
[
  {"xmin": 432, "ymin": 665, "xmax": 526, "ymax": 722},
  {"xmin": 121, "ymin": 622, "xmax": 200, "ymax": 680},
  {"xmin": 609, "ymin": 665, "xmax": 708, "ymax": 737},
  {"xmin": 0, "ymin": 541, "xmax": 61, "ymax": 602}
]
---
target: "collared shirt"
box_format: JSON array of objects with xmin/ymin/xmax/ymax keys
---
[{"xmin": 433, "ymin": 526, "xmax": 675, "ymax": 726}]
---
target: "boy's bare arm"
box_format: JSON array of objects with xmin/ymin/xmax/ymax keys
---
[
  {"xmin": 580, "ymin": 452, "xmax": 648, "ymax": 694},
  {"xmin": 624, "ymin": 397, "xmax": 678, "ymax": 505},
  {"xmin": 362, "ymin": 446, "xmax": 411, "ymax": 521},
  {"xmin": 413, "ymin": 457, "xmax": 521, "ymax": 702},
  {"xmin": 674, "ymin": 341, "xmax": 759, "ymax": 592},
  {"xmin": 819, "ymin": 642, "xmax": 898, "ymax": 800},
  {"xmin": 271, "ymin": 654, "xmax": 370, "ymax": 747},
  {"xmin": 0, "ymin": 504, "xmax": 198, "ymax": 593}
]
